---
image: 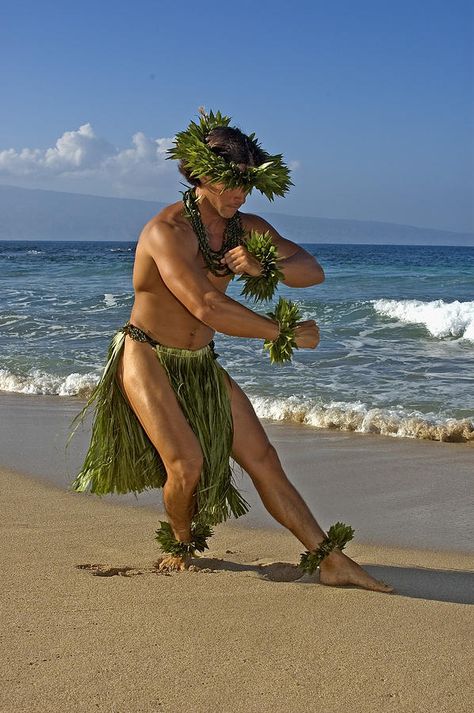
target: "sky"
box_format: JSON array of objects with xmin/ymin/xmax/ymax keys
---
[{"xmin": 0, "ymin": 0, "xmax": 472, "ymax": 233}]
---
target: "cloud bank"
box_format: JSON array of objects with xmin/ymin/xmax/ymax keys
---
[{"xmin": 0, "ymin": 124, "xmax": 178, "ymax": 200}]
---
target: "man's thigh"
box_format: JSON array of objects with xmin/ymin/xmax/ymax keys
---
[
  {"xmin": 226, "ymin": 375, "xmax": 273, "ymax": 471},
  {"xmin": 118, "ymin": 337, "xmax": 202, "ymax": 467}
]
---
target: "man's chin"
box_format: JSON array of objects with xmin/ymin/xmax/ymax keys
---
[{"xmin": 220, "ymin": 207, "xmax": 238, "ymax": 219}]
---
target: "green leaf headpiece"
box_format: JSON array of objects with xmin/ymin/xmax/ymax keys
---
[{"xmin": 167, "ymin": 109, "xmax": 293, "ymax": 201}]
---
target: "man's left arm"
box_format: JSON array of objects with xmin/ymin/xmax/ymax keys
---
[{"xmin": 222, "ymin": 215, "xmax": 325, "ymax": 288}]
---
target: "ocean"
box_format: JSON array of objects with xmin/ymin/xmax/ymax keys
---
[{"xmin": 1, "ymin": 240, "xmax": 473, "ymax": 443}]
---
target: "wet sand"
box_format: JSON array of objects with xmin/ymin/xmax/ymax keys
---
[{"xmin": 0, "ymin": 392, "xmax": 473, "ymax": 551}]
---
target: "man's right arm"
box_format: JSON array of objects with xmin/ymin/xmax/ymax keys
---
[{"xmin": 147, "ymin": 223, "xmax": 280, "ymax": 341}]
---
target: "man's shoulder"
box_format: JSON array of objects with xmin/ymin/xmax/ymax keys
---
[
  {"xmin": 240, "ymin": 211, "xmax": 292, "ymax": 249},
  {"xmin": 139, "ymin": 201, "xmax": 196, "ymax": 254},
  {"xmin": 240, "ymin": 211, "xmax": 275, "ymax": 234},
  {"xmin": 146, "ymin": 200, "xmax": 185, "ymax": 230}
]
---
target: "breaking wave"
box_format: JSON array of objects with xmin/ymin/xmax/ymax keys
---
[
  {"xmin": 1, "ymin": 368, "xmax": 473, "ymax": 443},
  {"xmin": 250, "ymin": 395, "xmax": 474, "ymax": 443},
  {"xmin": 0, "ymin": 368, "xmax": 99, "ymax": 397},
  {"xmin": 372, "ymin": 299, "xmax": 474, "ymax": 340}
]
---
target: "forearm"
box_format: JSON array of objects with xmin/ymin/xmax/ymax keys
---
[
  {"xmin": 199, "ymin": 292, "xmax": 279, "ymax": 340},
  {"xmin": 278, "ymin": 251, "xmax": 325, "ymax": 288}
]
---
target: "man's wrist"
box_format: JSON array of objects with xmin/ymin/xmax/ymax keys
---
[
  {"xmin": 264, "ymin": 319, "xmax": 280, "ymax": 341},
  {"xmin": 248, "ymin": 260, "xmax": 263, "ymax": 277}
]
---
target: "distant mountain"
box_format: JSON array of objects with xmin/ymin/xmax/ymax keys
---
[
  {"xmin": 0, "ymin": 184, "xmax": 472, "ymax": 246},
  {"xmin": 263, "ymin": 212, "xmax": 473, "ymax": 247},
  {"xmin": 0, "ymin": 185, "xmax": 164, "ymax": 241}
]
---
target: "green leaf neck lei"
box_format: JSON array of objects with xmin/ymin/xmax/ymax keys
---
[{"xmin": 182, "ymin": 188, "xmax": 244, "ymax": 277}]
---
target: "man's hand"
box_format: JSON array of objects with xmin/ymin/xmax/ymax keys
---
[
  {"xmin": 221, "ymin": 246, "xmax": 262, "ymax": 276},
  {"xmin": 294, "ymin": 320, "xmax": 320, "ymax": 349}
]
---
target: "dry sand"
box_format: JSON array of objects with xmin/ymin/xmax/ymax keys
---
[{"xmin": 1, "ymin": 466, "xmax": 473, "ymax": 713}]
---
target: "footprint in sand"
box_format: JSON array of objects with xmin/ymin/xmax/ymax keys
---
[
  {"xmin": 75, "ymin": 564, "xmax": 145, "ymax": 577},
  {"xmin": 75, "ymin": 562, "xmax": 215, "ymax": 577},
  {"xmin": 257, "ymin": 561, "xmax": 306, "ymax": 583},
  {"xmin": 75, "ymin": 560, "xmax": 307, "ymax": 582}
]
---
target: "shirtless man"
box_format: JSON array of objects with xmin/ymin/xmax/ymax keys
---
[{"xmin": 109, "ymin": 116, "xmax": 392, "ymax": 593}]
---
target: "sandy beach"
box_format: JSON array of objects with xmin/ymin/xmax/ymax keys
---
[
  {"xmin": 1, "ymin": 394, "xmax": 473, "ymax": 712},
  {"xmin": 1, "ymin": 465, "xmax": 473, "ymax": 713}
]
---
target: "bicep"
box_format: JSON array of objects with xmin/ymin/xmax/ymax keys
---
[{"xmin": 246, "ymin": 215, "xmax": 301, "ymax": 259}]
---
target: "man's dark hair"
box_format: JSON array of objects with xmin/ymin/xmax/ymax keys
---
[{"xmin": 178, "ymin": 126, "xmax": 267, "ymax": 186}]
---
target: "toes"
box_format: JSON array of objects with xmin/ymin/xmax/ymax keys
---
[{"xmin": 157, "ymin": 555, "xmax": 189, "ymax": 573}]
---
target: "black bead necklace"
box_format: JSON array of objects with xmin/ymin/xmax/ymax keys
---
[{"xmin": 182, "ymin": 188, "xmax": 244, "ymax": 276}]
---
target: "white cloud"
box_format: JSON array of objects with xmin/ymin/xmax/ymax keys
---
[
  {"xmin": 44, "ymin": 123, "xmax": 115, "ymax": 171},
  {"xmin": 0, "ymin": 124, "xmax": 177, "ymax": 200},
  {"xmin": 0, "ymin": 124, "xmax": 301, "ymax": 204}
]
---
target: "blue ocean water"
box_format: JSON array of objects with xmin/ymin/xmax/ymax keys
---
[{"xmin": 1, "ymin": 240, "xmax": 473, "ymax": 442}]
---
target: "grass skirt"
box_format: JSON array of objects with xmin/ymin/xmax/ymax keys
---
[{"xmin": 70, "ymin": 328, "xmax": 249, "ymax": 525}]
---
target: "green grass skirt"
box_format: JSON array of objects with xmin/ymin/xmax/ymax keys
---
[{"xmin": 70, "ymin": 329, "xmax": 249, "ymax": 525}]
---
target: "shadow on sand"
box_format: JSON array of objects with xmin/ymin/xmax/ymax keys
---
[
  {"xmin": 75, "ymin": 558, "xmax": 473, "ymax": 605},
  {"xmin": 195, "ymin": 557, "xmax": 474, "ymax": 605}
]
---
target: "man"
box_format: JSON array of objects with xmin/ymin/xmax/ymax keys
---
[{"xmin": 73, "ymin": 111, "xmax": 392, "ymax": 593}]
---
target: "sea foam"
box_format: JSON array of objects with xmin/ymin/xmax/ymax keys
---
[
  {"xmin": 372, "ymin": 299, "xmax": 474, "ymax": 340},
  {"xmin": 103, "ymin": 293, "xmax": 118, "ymax": 307},
  {"xmin": 0, "ymin": 367, "xmax": 472, "ymax": 442},
  {"xmin": 250, "ymin": 395, "xmax": 474, "ymax": 443},
  {"xmin": 0, "ymin": 368, "xmax": 99, "ymax": 397}
]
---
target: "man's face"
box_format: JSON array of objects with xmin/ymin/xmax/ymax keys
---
[{"xmin": 199, "ymin": 179, "xmax": 249, "ymax": 219}]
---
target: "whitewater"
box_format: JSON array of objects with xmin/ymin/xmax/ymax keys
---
[{"xmin": 372, "ymin": 298, "xmax": 474, "ymax": 340}]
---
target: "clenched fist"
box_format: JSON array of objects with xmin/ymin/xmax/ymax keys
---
[
  {"xmin": 221, "ymin": 246, "xmax": 262, "ymax": 276},
  {"xmin": 294, "ymin": 320, "xmax": 320, "ymax": 349}
]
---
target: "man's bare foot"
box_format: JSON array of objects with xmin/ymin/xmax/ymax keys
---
[
  {"xmin": 157, "ymin": 554, "xmax": 190, "ymax": 572},
  {"xmin": 319, "ymin": 549, "xmax": 394, "ymax": 593}
]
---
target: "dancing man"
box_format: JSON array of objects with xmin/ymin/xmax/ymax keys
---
[{"xmin": 73, "ymin": 110, "xmax": 392, "ymax": 593}]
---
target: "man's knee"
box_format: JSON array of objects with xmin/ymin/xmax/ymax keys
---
[{"xmin": 165, "ymin": 453, "xmax": 203, "ymax": 491}]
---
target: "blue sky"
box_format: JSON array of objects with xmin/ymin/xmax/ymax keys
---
[{"xmin": 0, "ymin": 0, "xmax": 472, "ymax": 233}]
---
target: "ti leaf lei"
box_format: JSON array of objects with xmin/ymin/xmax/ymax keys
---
[
  {"xmin": 154, "ymin": 521, "xmax": 213, "ymax": 557},
  {"xmin": 168, "ymin": 109, "xmax": 293, "ymax": 201},
  {"xmin": 299, "ymin": 523, "xmax": 355, "ymax": 574},
  {"xmin": 238, "ymin": 230, "xmax": 284, "ymax": 303},
  {"xmin": 264, "ymin": 297, "xmax": 301, "ymax": 364}
]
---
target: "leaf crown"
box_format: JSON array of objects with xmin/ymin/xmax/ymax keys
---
[{"xmin": 167, "ymin": 109, "xmax": 293, "ymax": 201}]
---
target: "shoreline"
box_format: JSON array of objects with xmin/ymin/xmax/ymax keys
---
[
  {"xmin": 1, "ymin": 384, "xmax": 473, "ymax": 442},
  {"xmin": 1, "ymin": 464, "xmax": 473, "ymax": 713},
  {"xmin": 1, "ymin": 391, "xmax": 473, "ymax": 553}
]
